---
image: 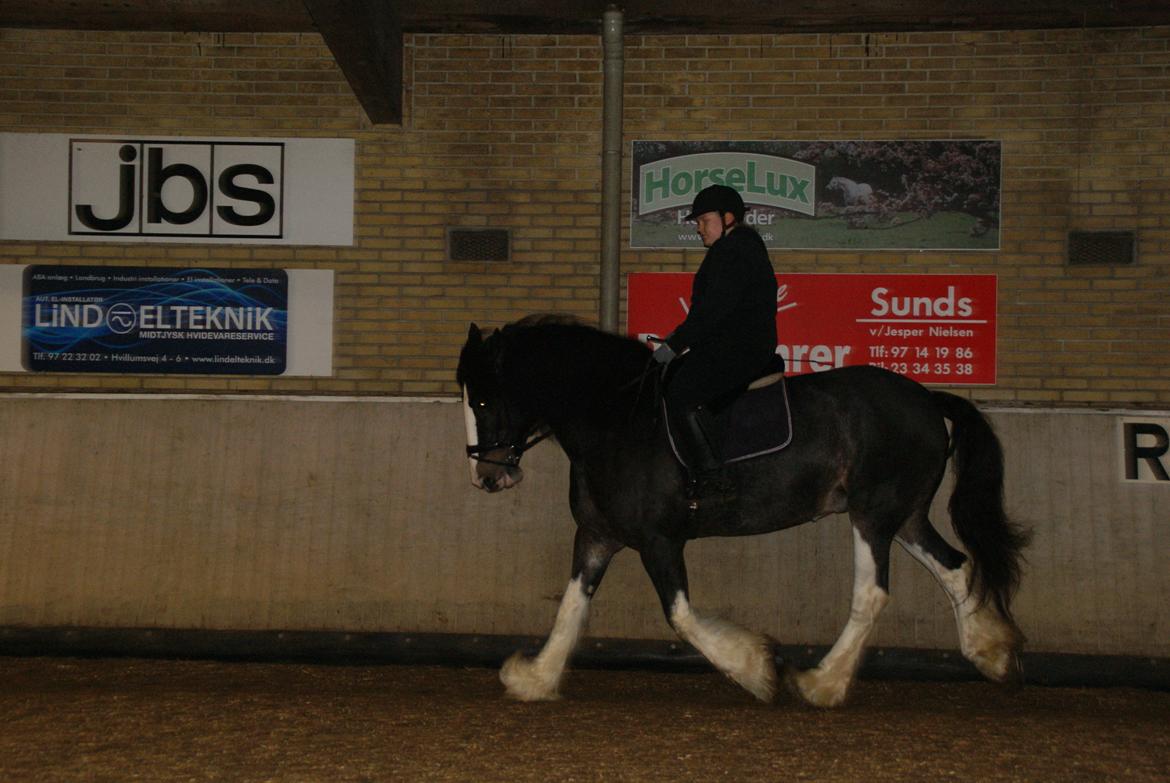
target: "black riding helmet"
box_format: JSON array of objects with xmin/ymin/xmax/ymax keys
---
[{"xmin": 684, "ymin": 184, "xmax": 746, "ymax": 222}]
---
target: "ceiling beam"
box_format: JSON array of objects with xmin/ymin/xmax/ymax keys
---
[
  {"xmin": 391, "ymin": 1, "xmax": 1170, "ymax": 35},
  {"xmin": 7, "ymin": 1, "xmax": 1170, "ymax": 36},
  {"xmin": 0, "ymin": 0, "xmax": 314, "ymax": 32},
  {"xmin": 303, "ymin": 0, "xmax": 403, "ymax": 125},
  {"xmin": 7, "ymin": 1, "xmax": 1170, "ymax": 128}
]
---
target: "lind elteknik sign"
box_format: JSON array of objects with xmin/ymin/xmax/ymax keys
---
[
  {"xmin": 23, "ymin": 265, "xmax": 287, "ymax": 374},
  {"xmin": 0, "ymin": 133, "xmax": 354, "ymax": 245}
]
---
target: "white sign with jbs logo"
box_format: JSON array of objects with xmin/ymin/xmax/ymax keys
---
[
  {"xmin": 70, "ymin": 140, "xmax": 284, "ymax": 238},
  {"xmin": 1, "ymin": 133, "xmax": 353, "ymax": 245}
]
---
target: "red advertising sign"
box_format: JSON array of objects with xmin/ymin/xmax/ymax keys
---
[{"xmin": 627, "ymin": 273, "xmax": 996, "ymax": 385}]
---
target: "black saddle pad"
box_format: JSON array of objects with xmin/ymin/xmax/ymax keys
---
[
  {"xmin": 666, "ymin": 374, "xmax": 793, "ymax": 468},
  {"xmin": 715, "ymin": 374, "xmax": 793, "ymax": 463}
]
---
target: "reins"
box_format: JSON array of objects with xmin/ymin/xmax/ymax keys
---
[
  {"xmin": 620, "ymin": 354, "xmax": 666, "ymax": 428},
  {"xmin": 617, "ymin": 356, "xmax": 661, "ymax": 392}
]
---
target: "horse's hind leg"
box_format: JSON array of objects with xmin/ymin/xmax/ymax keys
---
[
  {"xmin": 640, "ymin": 536, "xmax": 776, "ymax": 702},
  {"xmin": 896, "ymin": 516, "xmax": 1023, "ymax": 683},
  {"xmin": 500, "ymin": 526, "xmax": 622, "ymax": 701},
  {"xmin": 789, "ymin": 526, "xmax": 891, "ymax": 708}
]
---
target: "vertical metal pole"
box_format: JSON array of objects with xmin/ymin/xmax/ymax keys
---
[{"xmin": 599, "ymin": 6, "xmax": 624, "ymax": 333}]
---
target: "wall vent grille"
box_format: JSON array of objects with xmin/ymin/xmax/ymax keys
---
[
  {"xmin": 448, "ymin": 228, "xmax": 510, "ymax": 262},
  {"xmin": 1068, "ymin": 230, "xmax": 1136, "ymax": 266}
]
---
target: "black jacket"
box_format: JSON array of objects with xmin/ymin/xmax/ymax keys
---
[{"xmin": 666, "ymin": 226, "xmax": 778, "ymax": 372}]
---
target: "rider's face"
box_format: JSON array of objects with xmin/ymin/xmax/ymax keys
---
[{"xmin": 695, "ymin": 211, "xmax": 731, "ymax": 247}]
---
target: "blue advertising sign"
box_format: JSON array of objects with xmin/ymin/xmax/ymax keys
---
[{"xmin": 22, "ymin": 266, "xmax": 287, "ymax": 374}]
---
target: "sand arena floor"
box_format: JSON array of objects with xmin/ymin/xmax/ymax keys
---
[{"xmin": 1, "ymin": 657, "xmax": 1167, "ymax": 782}]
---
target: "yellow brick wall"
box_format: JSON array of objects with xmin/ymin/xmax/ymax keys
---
[{"xmin": 1, "ymin": 26, "xmax": 1168, "ymax": 404}]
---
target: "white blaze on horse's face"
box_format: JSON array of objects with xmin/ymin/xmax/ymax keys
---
[
  {"xmin": 462, "ymin": 385, "xmax": 524, "ymax": 492},
  {"xmin": 462, "ymin": 385, "xmax": 482, "ymax": 488}
]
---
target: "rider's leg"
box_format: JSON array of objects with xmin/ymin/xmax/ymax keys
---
[{"xmin": 664, "ymin": 362, "xmax": 736, "ymax": 501}]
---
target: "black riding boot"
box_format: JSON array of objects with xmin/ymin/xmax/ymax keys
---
[{"xmin": 679, "ymin": 406, "xmax": 737, "ymax": 505}]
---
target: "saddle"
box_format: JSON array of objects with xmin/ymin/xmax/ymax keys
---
[{"xmin": 665, "ymin": 360, "xmax": 793, "ymax": 469}]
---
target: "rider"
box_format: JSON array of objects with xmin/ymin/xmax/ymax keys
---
[{"xmin": 652, "ymin": 184, "xmax": 779, "ymax": 500}]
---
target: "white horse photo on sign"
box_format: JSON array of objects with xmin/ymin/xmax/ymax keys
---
[{"xmin": 827, "ymin": 176, "xmax": 876, "ymax": 206}]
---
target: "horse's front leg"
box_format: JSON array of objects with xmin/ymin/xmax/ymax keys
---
[
  {"xmin": 640, "ymin": 536, "xmax": 777, "ymax": 702},
  {"xmin": 500, "ymin": 526, "xmax": 621, "ymax": 701}
]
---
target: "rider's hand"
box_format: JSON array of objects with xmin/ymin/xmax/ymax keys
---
[{"xmin": 652, "ymin": 342, "xmax": 677, "ymax": 365}]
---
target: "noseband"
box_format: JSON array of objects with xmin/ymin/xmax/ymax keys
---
[{"xmin": 466, "ymin": 427, "xmax": 553, "ymax": 468}]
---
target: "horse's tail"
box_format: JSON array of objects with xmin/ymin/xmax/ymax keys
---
[{"xmin": 933, "ymin": 391, "xmax": 1030, "ymax": 621}]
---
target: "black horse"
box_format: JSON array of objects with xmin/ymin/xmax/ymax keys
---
[{"xmin": 457, "ymin": 315, "xmax": 1028, "ymax": 706}]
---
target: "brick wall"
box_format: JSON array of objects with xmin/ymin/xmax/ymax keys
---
[{"xmin": 1, "ymin": 26, "xmax": 1168, "ymax": 404}]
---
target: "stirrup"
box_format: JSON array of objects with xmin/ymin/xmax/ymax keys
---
[{"xmin": 685, "ymin": 469, "xmax": 737, "ymax": 511}]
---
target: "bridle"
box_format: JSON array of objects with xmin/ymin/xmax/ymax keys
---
[
  {"xmin": 464, "ymin": 353, "xmax": 660, "ymax": 471},
  {"xmin": 465, "ymin": 425, "xmax": 553, "ymax": 468},
  {"xmin": 463, "ymin": 327, "xmax": 655, "ymax": 471}
]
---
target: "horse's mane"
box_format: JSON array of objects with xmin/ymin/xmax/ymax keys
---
[
  {"xmin": 492, "ymin": 314, "xmax": 655, "ymax": 431},
  {"xmin": 507, "ymin": 313, "xmax": 583, "ymax": 329}
]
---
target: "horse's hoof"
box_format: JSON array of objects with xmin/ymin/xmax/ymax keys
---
[
  {"xmin": 785, "ymin": 665, "xmax": 849, "ymax": 708},
  {"xmin": 725, "ymin": 660, "xmax": 776, "ymax": 703},
  {"xmin": 995, "ymin": 651, "xmax": 1025, "ymax": 689},
  {"xmin": 500, "ymin": 652, "xmax": 561, "ymax": 702},
  {"xmin": 732, "ymin": 640, "xmax": 778, "ymax": 703},
  {"xmin": 970, "ymin": 644, "xmax": 1023, "ymax": 686}
]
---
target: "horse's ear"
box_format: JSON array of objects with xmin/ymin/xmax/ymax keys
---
[{"xmin": 467, "ymin": 322, "xmax": 482, "ymax": 344}]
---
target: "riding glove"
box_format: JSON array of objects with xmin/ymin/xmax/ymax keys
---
[{"xmin": 652, "ymin": 342, "xmax": 677, "ymax": 365}]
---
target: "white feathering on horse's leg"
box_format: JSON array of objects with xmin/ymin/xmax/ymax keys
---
[
  {"xmin": 789, "ymin": 528, "xmax": 888, "ymax": 708},
  {"xmin": 787, "ymin": 587, "xmax": 886, "ymax": 709},
  {"xmin": 941, "ymin": 565, "xmax": 1023, "ymax": 683},
  {"xmin": 669, "ymin": 592, "xmax": 777, "ymax": 702},
  {"xmin": 500, "ymin": 576, "xmax": 591, "ymax": 701},
  {"xmin": 962, "ymin": 603, "xmax": 1023, "ymax": 683},
  {"xmin": 897, "ymin": 542, "xmax": 1022, "ymax": 684},
  {"xmin": 499, "ymin": 652, "xmax": 562, "ymax": 701}
]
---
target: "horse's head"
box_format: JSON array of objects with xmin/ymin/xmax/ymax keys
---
[{"xmin": 456, "ymin": 322, "xmax": 542, "ymax": 493}]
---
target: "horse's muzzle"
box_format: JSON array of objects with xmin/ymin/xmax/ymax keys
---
[{"xmin": 473, "ymin": 448, "xmax": 524, "ymax": 492}]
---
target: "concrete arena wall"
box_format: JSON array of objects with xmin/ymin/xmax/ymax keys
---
[{"xmin": 0, "ymin": 397, "xmax": 1164, "ymax": 659}]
